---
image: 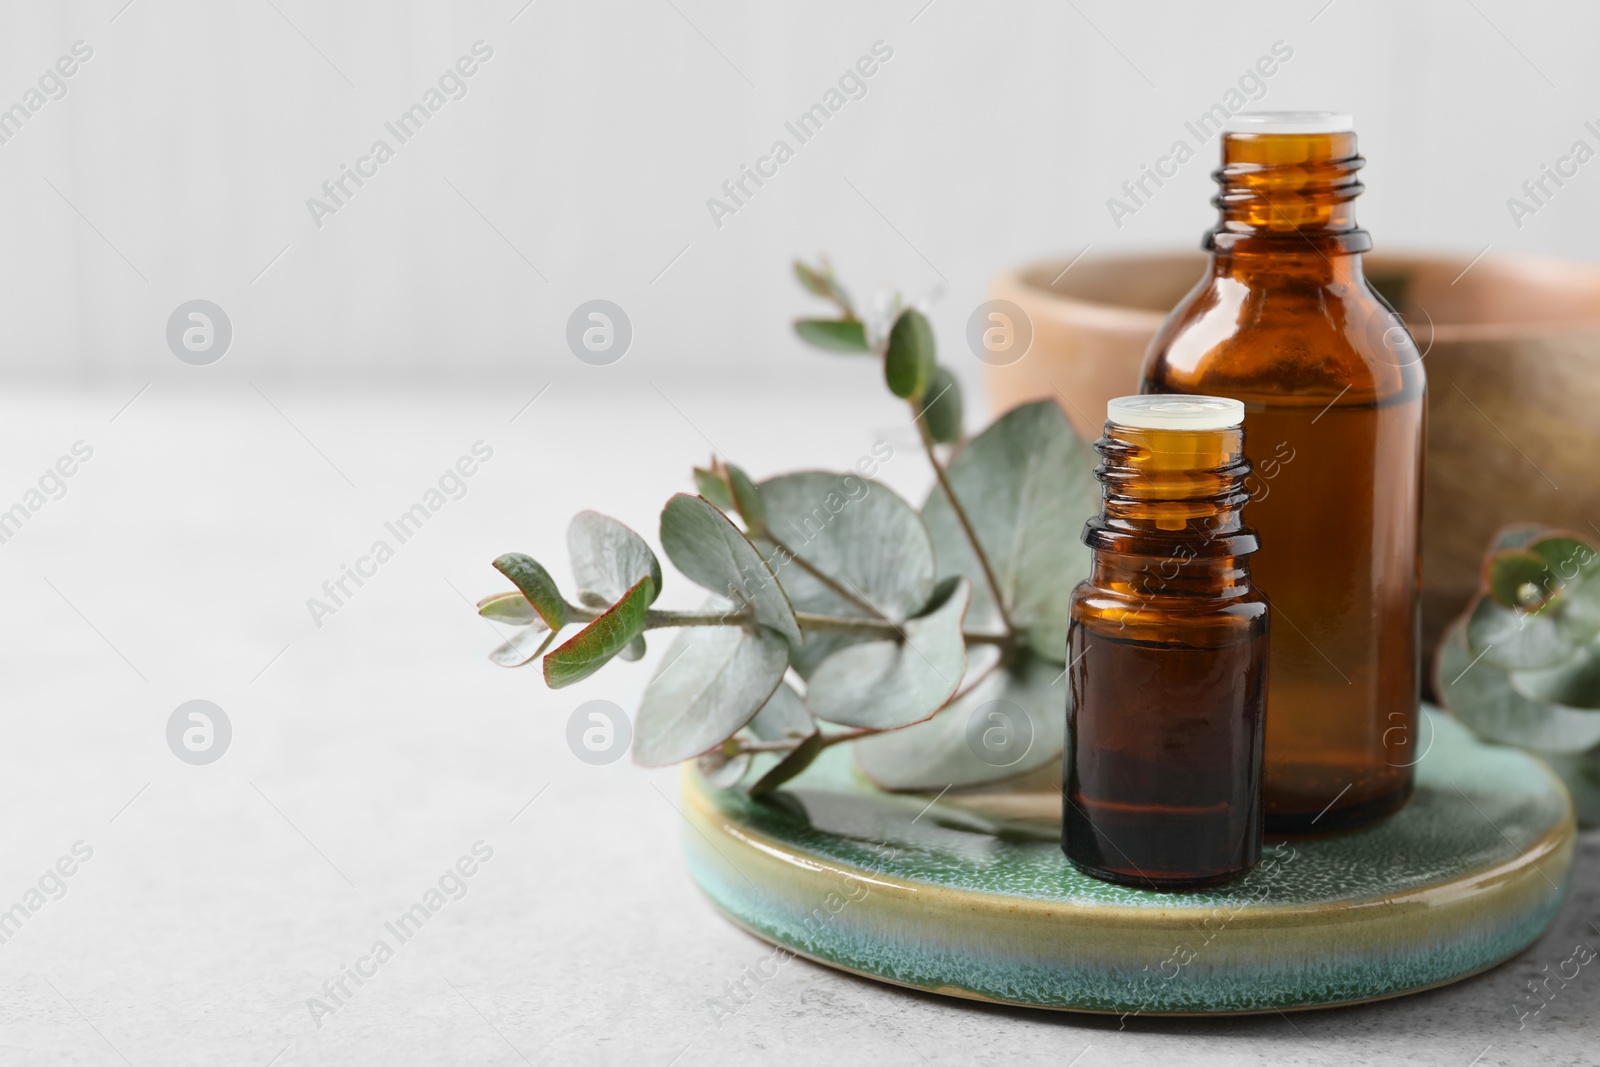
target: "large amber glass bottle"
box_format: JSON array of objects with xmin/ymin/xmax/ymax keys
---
[{"xmin": 1140, "ymin": 112, "xmax": 1425, "ymax": 835}]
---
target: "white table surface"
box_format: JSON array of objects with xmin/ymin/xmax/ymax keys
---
[{"xmin": 0, "ymin": 381, "xmax": 1593, "ymax": 1067}]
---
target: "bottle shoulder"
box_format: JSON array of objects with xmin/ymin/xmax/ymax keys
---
[
  {"xmin": 1071, "ymin": 580, "xmax": 1268, "ymax": 620},
  {"xmin": 1142, "ymin": 266, "xmax": 1426, "ymax": 403},
  {"xmin": 1070, "ymin": 581, "xmax": 1268, "ymax": 646}
]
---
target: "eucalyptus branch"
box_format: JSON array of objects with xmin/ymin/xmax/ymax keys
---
[
  {"xmin": 476, "ymin": 257, "xmax": 1089, "ymax": 790},
  {"xmin": 861, "ymin": 310, "xmax": 1017, "ymax": 639},
  {"xmin": 914, "ymin": 406, "xmax": 1017, "ymax": 636}
]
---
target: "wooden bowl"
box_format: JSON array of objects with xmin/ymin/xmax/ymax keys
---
[{"xmin": 986, "ymin": 250, "xmax": 1600, "ymax": 653}]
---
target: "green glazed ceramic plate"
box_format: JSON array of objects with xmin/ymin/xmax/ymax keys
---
[{"xmin": 680, "ymin": 708, "xmax": 1573, "ymax": 1015}]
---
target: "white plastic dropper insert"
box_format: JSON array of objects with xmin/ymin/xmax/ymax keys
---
[
  {"xmin": 1106, "ymin": 394, "xmax": 1244, "ymax": 431},
  {"xmin": 1223, "ymin": 111, "xmax": 1353, "ymax": 135}
]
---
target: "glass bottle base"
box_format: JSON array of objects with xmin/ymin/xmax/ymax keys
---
[
  {"xmin": 1063, "ymin": 853, "xmax": 1259, "ymax": 892},
  {"xmin": 1265, "ymin": 779, "xmax": 1413, "ymax": 838}
]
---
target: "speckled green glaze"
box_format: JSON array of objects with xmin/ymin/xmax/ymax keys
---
[{"xmin": 681, "ymin": 708, "xmax": 1574, "ymax": 1015}]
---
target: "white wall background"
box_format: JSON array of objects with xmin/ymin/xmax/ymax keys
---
[{"xmin": 1, "ymin": 0, "xmax": 1596, "ymax": 387}]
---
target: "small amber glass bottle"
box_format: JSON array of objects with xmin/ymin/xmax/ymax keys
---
[
  {"xmin": 1064, "ymin": 395, "xmax": 1268, "ymax": 889},
  {"xmin": 1141, "ymin": 111, "xmax": 1424, "ymax": 835}
]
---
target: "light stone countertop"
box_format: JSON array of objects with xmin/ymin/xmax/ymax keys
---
[{"xmin": 0, "ymin": 383, "xmax": 1592, "ymax": 1067}]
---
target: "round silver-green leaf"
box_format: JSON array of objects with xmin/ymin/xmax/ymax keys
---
[
  {"xmin": 757, "ymin": 470, "xmax": 935, "ymax": 675},
  {"xmin": 660, "ymin": 493, "xmax": 802, "ymax": 643},
  {"xmin": 568, "ymin": 511, "xmax": 663, "ymax": 607},
  {"xmin": 633, "ymin": 624, "xmax": 789, "ymax": 766},
  {"xmin": 488, "ymin": 623, "xmax": 555, "ymax": 667},
  {"xmin": 854, "ymin": 652, "xmax": 1066, "ymax": 791},
  {"xmin": 493, "ymin": 553, "xmax": 566, "ymax": 631},
  {"xmin": 807, "ymin": 578, "xmax": 970, "ymax": 729},
  {"xmin": 749, "ymin": 682, "xmax": 815, "ymax": 742},
  {"xmin": 477, "ymin": 591, "xmax": 538, "ymax": 625},
  {"xmin": 1436, "ymin": 621, "xmax": 1600, "ymax": 754},
  {"xmin": 542, "ymin": 577, "xmax": 654, "ymax": 689},
  {"xmin": 1508, "ymin": 636, "xmax": 1600, "ymax": 710}
]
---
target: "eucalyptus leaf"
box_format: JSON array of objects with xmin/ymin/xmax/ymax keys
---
[
  {"xmin": 793, "ymin": 260, "xmax": 852, "ymax": 311},
  {"xmin": 921, "ymin": 400, "xmax": 1096, "ymax": 663},
  {"xmin": 917, "ymin": 365, "xmax": 963, "ymax": 444},
  {"xmin": 1488, "ymin": 523, "xmax": 1550, "ymax": 554},
  {"xmin": 794, "ymin": 319, "xmax": 869, "ymax": 353},
  {"xmin": 725, "ymin": 462, "xmax": 767, "ymax": 533},
  {"xmin": 693, "ymin": 466, "xmax": 735, "ymax": 511},
  {"xmin": 755, "ymin": 471, "xmax": 936, "ymax": 675},
  {"xmin": 619, "ymin": 634, "xmax": 647, "ymax": 662},
  {"xmin": 854, "ymin": 651, "xmax": 1066, "ymax": 791},
  {"xmin": 659, "ymin": 493, "xmax": 802, "ymax": 643},
  {"xmin": 1542, "ymin": 746, "xmax": 1600, "ymax": 826},
  {"xmin": 698, "ymin": 684, "xmax": 815, "ymax": 793},
  {"xmin": 1435, "ymin": 621, "xmax": 1600, "ymax": 754},
  {"xmin": 807, "ymin": 577, "xmax": 970, "ymax": 728},
  {"xmin": 1487, "ymin": 549, "xmax": 1554, "ymax": 610},
  {"xmin": 493, "ymin": 553, "xmax": 566, "ymax": 631},
  {"xmin": 477, "ymin": 591, "xmax": 538, "ymax": 625},
  {"xmin": 1467, "ymin": 595, "xmax": 1586, "ymax": 672},
  {"xmin": 1566, "ymin": 571, "xmax": 1600, "ymax": 635},
  {"xmin": 692, "ymin": 459, "xmax": 766, "ymax": 529},
  {"xmin": 698, "ymin": 741, "xmax": 751, "ymax": 789},
  {"xmin": 884, "ymin": 308, "xmax": 933, "ymax": 399},
  {"xmin": 542, "ymin": 577, "xmax": 654, "ymax": 689},
  {"xmin": 633, "ymin": 623, "xmax": 789, "ymax": 766},
  {"xmin": 1536, "ymin": 534, "xmax": 1600, "ymax": 640},
  {"xmin": 1527, "ymin": 534, "xmax": 1600, "ymax": 581},
  {"xmin": 749, "ymin": 682, "xmax": 815, "ymax": 742},
  {"xmin": 1508, "ymin": 637, "xmax": 1600, "ymax": 710},
  {"xmin": 488, "ymin": 623, "xmax": 555, "ymax": 667},
  {"xmin": 568, "ymin": 511, "xmax": 663, "ymax": 607}
]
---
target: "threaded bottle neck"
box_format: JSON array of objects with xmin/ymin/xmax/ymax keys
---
[
  {"xmin": 1082, "ymin": 421, "xmax": 1258, "ymax": 597},
  {"xmin": 1206, "ymin": 129, "xmax": 1370, "ymax": 256}
]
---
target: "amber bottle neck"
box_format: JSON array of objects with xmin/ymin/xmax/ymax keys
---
[
  {"xmin": 1082, "ymin": 422, "xmax": 1257, "ymax": 599},
  {"xmin": 1205, "ymin": 129, "xmax": 1372, "ymax": 262}
]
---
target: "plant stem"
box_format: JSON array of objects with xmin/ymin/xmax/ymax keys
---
[
  {"xmin": 641, "ymin": 608, "xmax": 743, "ymax": 628},
  {"xmin": 736, "ymin": 737, "xmax": 815, "ymax": 753},
  {"xmin": 817, "ymin": 726, "xmax": 874, "ymax": 749},
  {"xmin": 796, "ymin": 612, "xmax": 1011, "ymax": 646},
  {"xmin": 915, "ymin": 416, "xmax": 1016, "ymax": 635},
  {"xmin": 731, "ymin": 727, "xmax": 870, "ymax": 758},
  {"xmin": 629, "ymin": 604, "xmax": 1011, "ymax": 647}
]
